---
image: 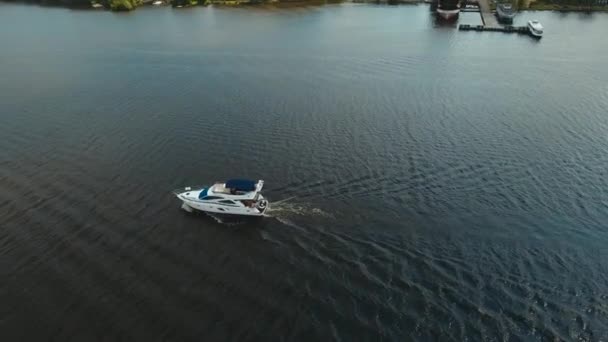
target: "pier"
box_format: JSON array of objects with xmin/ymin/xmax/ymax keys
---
[
  {"xmin": 458, "ymin": 0, "xmax": 532, "ymax": 36},
  {"xmin": 477, "ymin": 0, "xmax": 499, "ymax": 27},
  {"xmin": 458, "ymin": 24, "xmax": 530, "ymax": 34}
]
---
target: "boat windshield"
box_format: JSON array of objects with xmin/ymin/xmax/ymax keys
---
[{"xmin": 198, "ymin": 188, "xmax": 209, "ymax": 199}]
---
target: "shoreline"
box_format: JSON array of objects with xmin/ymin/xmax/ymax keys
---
[
  {"xmin": 2, "ymin": 0, "xmax": 607, "ymax": 11},
  {"xmin": 527, "ymin": 3, "xmax": 608, "ymax": 11}
]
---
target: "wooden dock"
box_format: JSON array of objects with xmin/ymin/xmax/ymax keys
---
[
  {"xmin": 459, "ymin": 24, "xmax": 530, "ymax": 34},
  {"xmin": 458, "ymin": 0, "xmax": 532, "ymax": 36},
  {"xmin": 477, "ymin": 0, "xmax": 499, "ymax": 27}
]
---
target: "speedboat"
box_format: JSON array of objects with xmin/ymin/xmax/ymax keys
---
[
  {"xmin": 527, "ymin": 20, "xmax": 543, "ymax": 38},
  {"xmin": 496, "ymin": 3, "xmax": 516, "ymax": 23},
  {"xmin": 152, "ymin": 0, "xmax": 163, "ymax": 5},
  {"xmin": 174, "ymin": 179, "xmax": 268, "ymax": 217}
]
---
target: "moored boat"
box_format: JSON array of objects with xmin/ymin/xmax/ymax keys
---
[
  {"xmin": 496, "ymin": 3, "xmax": 516, "ymax": 23},
  {"xmin": 437, "ymin": 0, "xmax": 461, "ymax": 20},
  {"xmin": 174, "ymin": 179, "xmax": 268, "ymax": 217},
  {"xmin": 527, "ymin": 20, "xmax": 543, "ymax": 38}
]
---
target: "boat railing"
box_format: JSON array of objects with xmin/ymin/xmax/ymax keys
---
[{"xmin": 172, "ymin": 185, "xmax": 206, "ymax": 195}]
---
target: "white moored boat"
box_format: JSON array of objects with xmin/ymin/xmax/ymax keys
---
[
  {"xmin": 174, "ymin": 179, "xmax": 268, "ymax": 217},
  {"xmin": 496, "ymin": 3, "xmax": 516, "ymax": 23},
  {"xmin": 527, "ymin": 20, "xmax": 543, "ymax": 38}
]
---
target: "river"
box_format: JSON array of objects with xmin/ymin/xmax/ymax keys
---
[{"xmin": 1, "ymin": 2, "xmax": 608, "ymax": 340}]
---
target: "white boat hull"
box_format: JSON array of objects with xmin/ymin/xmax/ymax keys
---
[
  {"xmin": 528, "ymin": 28, "xmax": 543, "ymax": 38},
  {"xmin": 437, "ymin": 8, "xmax": 460, "ymax": 20},
  {"xmin": 527, "ymin": 22, "xmax": 543, "ymax": 38},
  {"xmin": 496, "ymin": 13, "xmax": 516, "ymax": 22},
  {"xmin": 174, "ymin": 180, "xmax": 268, "ymax": 217},
  {"xmin": 179, "ymin": 197, "xmax": 267, "ymax": 217}
]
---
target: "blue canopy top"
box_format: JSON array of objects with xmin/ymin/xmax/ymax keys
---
[{"xmin": 226, "ymin": 179, "xmax": 256, "ymax": 192}]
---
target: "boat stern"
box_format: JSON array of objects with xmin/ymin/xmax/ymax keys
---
[{"xmin": 256, "ymin": 198, "xmax": 269, "ymax": 215}]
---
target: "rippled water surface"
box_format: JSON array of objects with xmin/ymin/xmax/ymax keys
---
[{"xmin": 1, "ymin": 3, "xmax": 608, "ymax": 340}]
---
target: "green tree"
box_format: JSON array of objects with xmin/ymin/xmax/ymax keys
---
[{"xmin": 109, "ymin": 0, "xmax": 141, "ymax": 10}]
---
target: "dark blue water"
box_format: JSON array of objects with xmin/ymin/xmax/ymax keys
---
[{"xmin": 1, "ymin": 3, "xmax": 608, "ymax": 340}]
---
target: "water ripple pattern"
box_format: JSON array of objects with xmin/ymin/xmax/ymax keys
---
[{"xmin": 1, "ymin": 3, "xmax": 608, "ymax": 341}]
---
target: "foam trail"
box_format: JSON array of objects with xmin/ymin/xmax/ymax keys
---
[
  {"xmin": 271, "ymin": 196, "xmax": 297, "ymax": 205},
  {"xmin": 202, "ymin": 212, "xmax": 245, "ymax": 226},
  {"xmin": 266, "ymin": 198, "xmax": 335, "ymax": 219},
  {"xmin": 275, "ymin": 217, "xmax": 307, "ymax": 232}
]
